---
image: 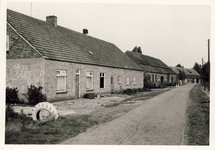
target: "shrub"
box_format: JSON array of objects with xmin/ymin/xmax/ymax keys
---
[
  {"xmin": 26, "ymin": 84, "xmax": 47, "ymax": 105},
  {"xmin": 6, "ymin": 87, "xmax": 23, "ymax": 104}
]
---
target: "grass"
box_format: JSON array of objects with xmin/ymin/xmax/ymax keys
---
[
  {"xmin": 185, "ymin": 84, "xmax": 209, "ymax": 145},
  {"xmin": 5, "ymin": 113, "xmax": 98, "ymax": 144}
]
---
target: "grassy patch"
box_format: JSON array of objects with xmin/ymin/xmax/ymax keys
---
[
  {"xmin": 185, "ymin": 84, "xmax": 209, "ymax": 145},
  {"xmin": 5, "ymin": 114, "xmax": 98, "ymax": 144}
]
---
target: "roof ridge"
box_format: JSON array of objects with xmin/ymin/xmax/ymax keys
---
[{"xmin": 126, "ymin": 50, "xmax": 160, "ymax": 60}]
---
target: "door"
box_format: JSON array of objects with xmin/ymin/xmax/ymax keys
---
[
  {"xmin": 111, "ymin": 76, "xmax": 114, "ymax": 94},
  {"xmin": 75, "ymin": 70, "xmax": 80, "ymax": 98},
  {"xmin": 161, "ymin": 76, "xmax": 164, "ymax": 85}
]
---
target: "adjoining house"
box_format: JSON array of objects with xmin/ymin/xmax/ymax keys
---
[
  {"xmin": 125, "ymin": 51, "xmax": 177, "ymax": 86},
  {"xmin": 169, "ymin": 67, "xmax": 201, "ymax": 84},
  {"xmin": 6, "ymin": 9, "xmax": 144, "ymax": 101}
]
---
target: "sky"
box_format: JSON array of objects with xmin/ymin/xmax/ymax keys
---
[{"xmin": 5, "ymin": 1, "xmax": 211, "ymax": 68}]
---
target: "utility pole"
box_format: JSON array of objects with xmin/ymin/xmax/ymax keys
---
[
  {"xmin": 208, "ymin": 39, "xmax": 210, "ymax": 63},
  {"xmin": 208, "ymin": 39, "xmax": 210, "ymax": 91}
]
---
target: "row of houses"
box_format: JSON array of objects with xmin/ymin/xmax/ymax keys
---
[{"xmin": 6, "ymin": 9, "xmax": 200, "ymax": 102}]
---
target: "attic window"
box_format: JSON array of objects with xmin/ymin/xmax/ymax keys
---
[{"xmin": 89, "ymin": 51, "xmax": 93, "ymax": 55}]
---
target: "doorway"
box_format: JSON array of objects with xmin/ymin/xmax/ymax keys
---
[
  {"xmin": 161, "ymin": 76, "xmax": 164, "ymax": 85},
  {"xmin": 75, "ymin": 70, "xmax": 80, "ymax": 98}
]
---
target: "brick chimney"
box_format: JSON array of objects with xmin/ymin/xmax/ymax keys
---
[
  {"xmin": 83, "ymin": 29, "xmax": 88, "ymax": 35},
  {"xmin": 46, "ymin": 16, "xmax": 57, "ymax": 27}
]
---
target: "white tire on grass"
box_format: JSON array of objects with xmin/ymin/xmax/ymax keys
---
[{"xmin": 32, "ymin": 102, "xmax": 59, "ymax": 121}]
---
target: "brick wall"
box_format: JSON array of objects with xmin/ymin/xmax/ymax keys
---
[
  {"xmin": 6, "ymin": 25, "xmax": 41, "ymax": 59},
  {"xmin": 44, "ymin": 60, "xmax": 144, "ymax": 101},
  {"xmin": 6, "ymin": 58, "xmax": 45, "ymax": 93}
]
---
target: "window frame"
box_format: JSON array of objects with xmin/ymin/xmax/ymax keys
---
[
  {"xmin": 133, "ymin": 77, "xmax": 136, "ymax": 85},
  {"xmin": 127, "ymin": 77, "xmax": 129, "ymax": 85},
  {"xmin": 56, "ymin": 70, "xmax": 67, "ymax": 93},
  {"xmin": 117, "ymin": 75, "xmax": 122, "ymax": 84},
  {"xmin": 86, "ymin": 71, "xmax": 93, "ymax": 90}
]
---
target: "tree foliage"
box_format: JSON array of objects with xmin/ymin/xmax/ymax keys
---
[
  {"xmin": 132, "ymin": 46, "xmax": 142, "ymax": 54},
  {"xmin": 178, "ymin": 70, "xmax": 186, "ymax": 80},
  {"xmin": 193, "ymin": 62, "xmax": 201, "ymax": 74},
  {"xmin": 176, "ymin": 64, "xmax": 182, "ymax": 67},
  {"xmin": 201, "ymin": 62, "xmax": 210, "ymax": 83}
]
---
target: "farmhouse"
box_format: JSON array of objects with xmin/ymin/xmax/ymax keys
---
[
  {"xmin": 126, "ymin": 51, "xmax": 177, "ymax": 86},
  {"xmin": 6, "ymin": 9, "xmax": 144, "ymax": 101},
  {"xmin": 169, "ymin": 67, "xmax": 201, "ymax": 84}
]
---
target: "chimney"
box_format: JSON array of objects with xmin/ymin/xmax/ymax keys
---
[
  {"xmin": 83, "ymin": 29, "xmax": 88, "ymax": 35},
  {"xmin": 46, "ymin": 15, "xmax": 57, "ymax": 27}
]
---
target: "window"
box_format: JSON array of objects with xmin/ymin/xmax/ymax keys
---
[
  {"xmin": 56, "ymin": 70, "xmax": 67, "ymax": 92},
  {"xmin": 133, "ymin": 77, "xmax": 136, "ymax": 85},
  {"xmin": 111, "ymin": 76, "xmax": 114, "ymax": 84},
  {"xmin": 100, "ymin": 73, "xmax": 105, "ymax": 88},
  {"xmin": 155, "ymin": 75, "xmax": 157, "ymax": 83},
  {"xmin": 127, "ymin": 77, "xmax": 129, "ymax": 85},
  {"xmin": 6, "ymin": 35, "xmax": 9, "ymax": 51},
  {"xmin": 152, "ymin": 74, "xmax": 154, "ymax": 83},
  {"xmin": 86, "ymin": 72, "xmax": 93, "ymax": 90},
  {"xmin": 117, "ymin": 76, "xmax": 121, "ymax": 83}
]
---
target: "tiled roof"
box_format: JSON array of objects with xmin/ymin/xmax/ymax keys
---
[
  {"xmin": 169, "ymin": 67, "xmax": 201, "ymax": 78},
  {"xmin": 7, "ymin": 9, "xmax": 142, "ymax": 71},
  {"xmin": 125, "ymin": 51, "xmax": 176, "ymax": 74}
]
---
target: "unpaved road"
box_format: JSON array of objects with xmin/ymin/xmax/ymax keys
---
[{"xmin": 61, "ymin": 84, "xmax": 195, "ymax": 145}]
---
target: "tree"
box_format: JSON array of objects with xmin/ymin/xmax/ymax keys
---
[
  {"xmin": 137, "ymin": 46, "xmax": 142, "ymax": 54},
  {"xmin": 193, "ymin": 62, "xmax": 201, "ymax": 74},
  {"xmin": 176, "ymin": 64, "xmax": 182, "ymax": 67},
  {"xmin": 132, "ymin": 46, "xmax": 142, "ymax": 54},
  {"xmin": 132, "ymin": 46, "xmax": 138, "ymax": 53},
  {"xmin": 201, "ymin": 62, "xmax": 210, "ymax": 83},
  {"xmin": 178, "ymin": 70, "xmax": 186, "ymax": 84},
  {"xmin": 201, "ymin": 62, "xmax": 210, "ymax": 91}
]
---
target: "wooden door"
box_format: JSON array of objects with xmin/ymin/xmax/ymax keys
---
[
  {"xmin": 111, "ymin": 76, "xmax": 114, "ymax": 94},
  {"xmin": 75, "ymin": 74, "xmax": 79, "ymax": 98}
]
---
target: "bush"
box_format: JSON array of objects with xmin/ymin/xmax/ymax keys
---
[
  {"xmin": 26, "ymin": 84, "xmax": 47, "ymax": 105},
  {"xmin": 6, "ymin": 87, "xmax": 23, "ymax": 104}
]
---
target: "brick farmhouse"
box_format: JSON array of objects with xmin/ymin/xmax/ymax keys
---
[
  {"xmin": 6, "ymin": 9, "xmax": 144, "ymax": 101},
  {"xmin": 126, "ymin": 51, "xmax": 177, "ymax": 85}
]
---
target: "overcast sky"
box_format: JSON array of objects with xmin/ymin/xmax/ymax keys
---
[{"xmin": 6, "ymin": 1, "xmax": 211, "ymax": 68}]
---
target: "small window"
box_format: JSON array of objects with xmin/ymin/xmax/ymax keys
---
[
  {"xmin": 100, "ymin": 73, "xmax": 105, "ymax": 88},
  {"xmin": 117, "ymin": 76, "xmax": 121, "ymax": 83},
  {"xmin": 56, "ymin": 70, "xmax": 67, "ymax": 92},
  {"xmin": 6, "ymin": 35, "xmax": 9, "ymax": 51},
  {"xmin": 155, "ymin": 75, "xmax": 157, "ymax": 83},
  {"xmin": 86, "ymin": 72, "xmax": 93, "ymax": 90},
  {"xmin": 111, "ymin": 76, "xmax": 114, "ymax": 84},
  {"xmin": 75, "ymin": 69, "xmax": 80, "ymax": 74},
  {"xmin": 152, "ymin": 74, "xmax": 154, "ymax": 83},
  {"xmin": 133, "ymin": 77, "xmax": 136, "ymax": 85},
  {"xmin": 127, "ymin": 77, "xmax": 129, "ymax": 85}
]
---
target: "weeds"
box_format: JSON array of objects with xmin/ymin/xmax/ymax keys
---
[
  {"xmin": 5, "ymin": 112, "xmax": 98, "ymax": 144},
  {"xmin": 185, "ymin": 84, "xmax": 209, "ymax": 145}
]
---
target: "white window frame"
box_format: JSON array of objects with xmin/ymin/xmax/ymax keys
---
[
  {"xmin": 133, "ymin": 77, "xmax": 136, "ymax": 85},
  {"xmin": 6, "ymin": 35, "xmax": 9, "ymax": 51},
  {"xmin": 86, "ymin": 72, "xmax": 93, "ymax": 90},
  {"xmin": 117, "ymin": 75, "xmax": 122, "ymax": 84},
  {"xmin": 56, "ymin": 70, "xmax": 67, "ymax": 93},
  {"xmin": 100, "ymin": 73, "xmax": 105, "ymax": 89},
  {"xmin": 127, "ymin": 77, "xmax": 129, "ymax": 85}
]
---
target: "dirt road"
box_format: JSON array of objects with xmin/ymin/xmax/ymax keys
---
[{"xmin": 61, "ymin": 84, "xmax": 195, "ymax": 145}]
